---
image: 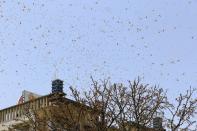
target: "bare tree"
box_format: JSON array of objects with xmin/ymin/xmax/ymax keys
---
[
  {"xmin": 70, "ymin": 77, "xmax": 168, "ymax": 131},
  {"xmin": 166, "ymin": 87, "xmax": 197, "ymax": 131},
  {"xmin": 119, "ymin": 77, "xmax": 168, "ymax": 131},
  {"xmin": 70, "ymin": 77, "xmax": 129, "ymax": 131}
]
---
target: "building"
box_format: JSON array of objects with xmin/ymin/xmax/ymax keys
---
[
  {"xmin": 0, "ymin": 79, "xmax": 165, "ymax": 131},
  {"xmin": 0, "ymin": 79, "xmax": 99, "ymax": 131}
]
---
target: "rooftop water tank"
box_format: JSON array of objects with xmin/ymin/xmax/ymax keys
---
[{"xmin": 52, "ymin": 79, "xmax": 64, "ymax": 94}]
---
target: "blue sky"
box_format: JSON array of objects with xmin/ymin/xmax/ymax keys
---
[{"xmin": 0, "ymin": 0, "xmax": 197, "ymax": 109}]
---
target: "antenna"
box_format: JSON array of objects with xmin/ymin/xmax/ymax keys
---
[
  {"xmin": 53, "ymin": 63, "xmax": 58, "ymax": 80},
  {"xmin": 52, "ymin": 57, "xmax": 65, "ymax": 80}
]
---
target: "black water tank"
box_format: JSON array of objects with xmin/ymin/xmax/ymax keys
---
[
  {"xmin": 52, "ymin": 79, "xmax": 64, "ymax": 93},
  {"xmin": 153, "ymin": 117, "xmax": 163, "ymax": 129}
]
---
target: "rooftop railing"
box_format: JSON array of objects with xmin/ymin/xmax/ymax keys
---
[{"xmin": 0, "ymin": 95, "xmax": 50, "ymax": 123}]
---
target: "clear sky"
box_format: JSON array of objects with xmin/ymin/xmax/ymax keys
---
[{"xmin": 0, "ymin": 0, "xmax": 197, "ymax": 109}]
